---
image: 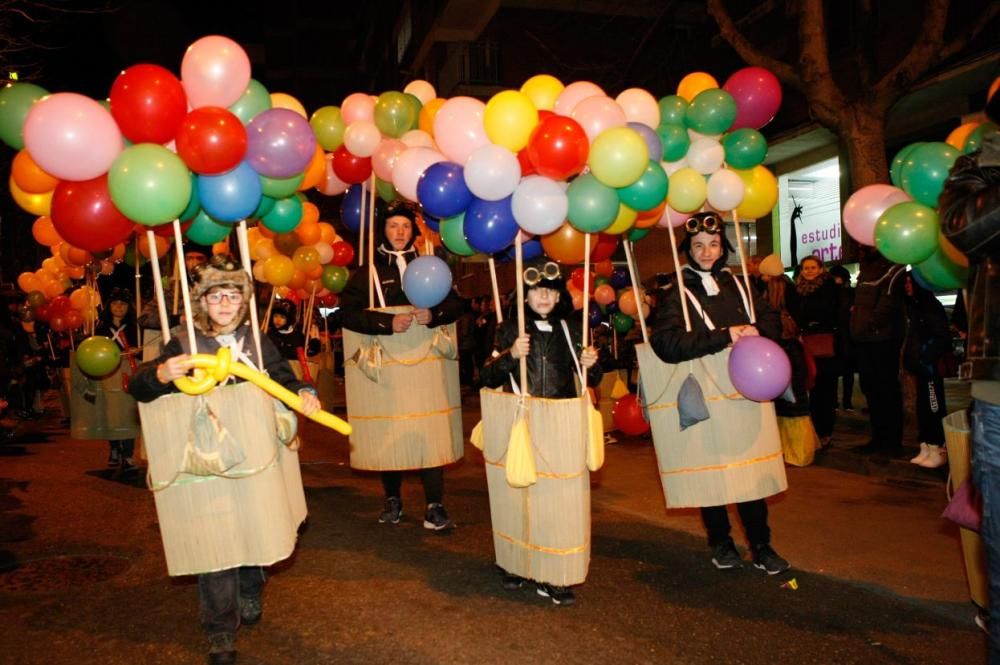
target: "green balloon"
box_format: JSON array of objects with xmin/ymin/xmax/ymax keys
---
[
  {"xmin": 593, "ymin": 275, "xmax": 609, "ymax": 288},
  {"xmin": 228, "ymin": 79, "xmax": 271, "ymax": 125},
  {"xmin": 440, "ymin": 213, "xmax": 477, "ymax": 256},
  {"xmin": 186, "ymin": 210, "xmax": 233, "ymax": 245},
  {"xmin": 179, "ymin": 174, "xmax": 200, "ymax": 221},
  {"xmin": 963, "ymin": 122, "xmax": 998, "ymax": 154},
  {"xmin": 912, "ymin": 243, "xmax": 968, "ymax": 290},
  {"xmin": 123, "ymin": 243, "xmax": 148, "ymax": 268},
  {"xmin": 252, "ymin": 195, "xmax": 276, "ymax": 220},
  {"xmin": 874, "ymin": 201, "xmax": 940, "ymax": 265},
  {"xmin": 567, "ymin": 173, "xmax": 620, "ymax": 233},
  {"xmin": 404, "ymin": 93, "xmax": 423, "ymax": 121},
  {"xmin": 375, "ymin": 177, "xmax": 398, "ymax": 202},
  {"xmin": 657, "ymin": 95, "xmax": 688, "ymax": 126},
  {"xmin": 656, "ymin": 123, "xmax": 690, "ymax": 162},
  {"xmin": 260, "ymin": 173, "xmax": 304, "ymax": 199},
  {"xmin": 685, "ymin": 89, "xmax": 737, "ymax": 135},
  {"xmin": 26, "ymin": 290, "xmax": 46, "ymax": 307},
  {"xmin": 0, "ymin": 82, "xmax": 49, "ymax": 149},
  {"xmin": 889, "ymin": 143, "xmax": 923, "ymax": 188},
  {"xmin": 310, "ymin": 105, "xmax": 346, "ymax": 151},
  {"xmin": 261, "ymin": 196, "xmax": 303, "ymax": 233},
  {"xmin": 321, "ymin": 265, "xmax": 349, "ymax": 293},
  {"xmin": 899, "ymin": 142, "xmax": 959, "ymax": 207},
  {"xmin": 611, "ymin": 311, "xmax": 634, "ymax": 334},
  {"xmin": 627, "ymin": 227, "xmax": 650, "ymax": 242},
  {"xmin": 109, "ymin": 144, "xmax": 193, "ymax": 226},
  {"xmin": 617, "ymin": 161, "xmax": 668, "ymax": 211},
  {"xmin": 722, "ymin": 128, "xmax": 768, "ymax": 169},
  {"xmin": 374, "ymin": 91, "xmax": 418, "ymax": 138},
  {"xmin": 76, "ymin": 336, "xmax": 121, "ymax": 377}
]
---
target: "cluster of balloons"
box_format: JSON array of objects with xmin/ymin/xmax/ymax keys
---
[
  {"xmin": 565, "ymin": 258, "xmax": 647, "ymax": 334},
  {"xmin": 19, "ymin": 284, "xmax": 101, "ymax": 333}
]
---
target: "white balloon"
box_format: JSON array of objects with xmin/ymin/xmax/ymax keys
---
[
  {"xmin": 404, "ymin": 80, "xmax": 436, "ymax": 105},
  {"xmin": 313, "ymin": 242, "xmax": 334, "ymax": 264},
  {"xmin": 343, "ymin": 120, "xmax": 382, "ymax": 158},
  {"xmin": 400, "ymin": 129, "xmax": 435, "ymax": 149},
  {"xmin": 706, "ymin": 169, "xmax": 746, "ymax": 211},
  {"xmin": 687, "ymin": 137, "xmax": 725, "ymax": 174},
  {"xmin": 687, "ymin": 129, "xmax": 721, "ymax": 142},
  {"xmin": 463, "ymin": 144, "xmax": 521, "ymax": 201},
  {"xmin": 511, "ymin": 175, "xmax": 569, "ymax": 235},
  {"xmin": 661, "ymin": 158, "xmax": 689, "ymax": 176},
  {"xmin": 392, "ymin": 147, "xmax": 445, "ymax": 202}
]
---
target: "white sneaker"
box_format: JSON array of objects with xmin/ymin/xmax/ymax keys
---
[
  {"xmin": 917, "ymin": 444, "xmax": 947, "ymax": 469},
  {"xmin": 910, "ymin": 442, "xmax": 930, "ymax": 465}
]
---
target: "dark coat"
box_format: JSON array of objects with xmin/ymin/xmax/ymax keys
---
[
  {"xmin": 266, "ymin": 326, "xmax": 320, "ymax": 360},
  {"xmin": 480, "ymin": 309, "xmax": 601, "ymax": 398},
  {"xmin": 849, "ymin": 259, "xmax": 906, "ymax": 344},
  {"xmin": 650, "ymin": 268, "xmax": 782, "ymax": 364},
  {"xmin": 902, "ymin": 287, "xmax": 952, "ymax": 378},
  {"xmin": 789, "ymin": 273, "xmax": 839, "ymax": 335}
]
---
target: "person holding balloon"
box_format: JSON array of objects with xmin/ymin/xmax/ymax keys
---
[
  {"xmin": 338, "ymin": 200, "xmax": 463, "ymax": 530},
  {"xmin": 649, "ymin": 212, "xmax": 790, "ymax": 575},
  {"xmin": 93, "ymin": 288, "xmax": 140, "ymax": 473}
]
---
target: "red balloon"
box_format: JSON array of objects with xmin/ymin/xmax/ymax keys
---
[
  {"xmin": 526, "ymin": 114, "xmax": 590, "ymax": 180},
  {"xmin": 109, "ymin": 64, "xmax": 188, "ymax": 144},
  {"xmin": 612, "ymin": 393, "xmax": 650, "ymax": 436},
  {"xmin": 330, "ymin": 240, "xmax": 355, "ymax": 266},
  {"xmin": 50, "ymin": 175, "xmax": 136, "ymax": 252},
  {"xmin": 49, "ymin": 295, "xmax": 72, "ymax": 315},
  {"xmin": 590, "ymin": 233, "xmax": 619, "ymax": 262},
  {"xmin": 175, "ymin": 107, "xmax": 248, "ymax": 175},
  {"xmin": 723, "ymin": 67, "xmax": 783, "ymax": 131},
  {"xmin": 570, "ymin": 267, "xmax": 589, "ymax": 291},
  {"xmin": 49, "ymin": 314, "xmax": 68, "ymax": 332},
  {"xmin": 319, "ymin": 293, "xmax": 338, "ymax": 307},
  {"xmin": 34, "ymin": 303, "xmax": 52, "ymax": 322},
  {"xmin": 516, "ymin": 147, "xmax": 537, "ymax": 177},
  {"xmin": 331, "ymin": 146, "xmax": 372, "ymax": 184}
]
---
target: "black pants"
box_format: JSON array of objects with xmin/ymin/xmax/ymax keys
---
[
  {"xmin": 700, "ymin": 499, "xmax": 770, "ymax": 548},
  {"xmin": 916, "ymin": 374, "xmax": 946, "ymax": 446},
  {"xmin": 856, "ymin": 340, "xmax": 904, "ymax": 452},
  {"xmin": 381, "ymin": 466, "xmax": 444, "ymax": 505},
  {"xmin": 809, "ymin": 357, "xmax": 839, "ymax": 437},
  {"xmin": 198, "ymin": 566, "xmax": 266, "ymax": 636},
  {"xmin": 110, "ymin": 439, "xmax": 134, "ymax": 457},
  {"xmin": 841, "ymin": 366, "xmax": 855, "ymax": 409}
]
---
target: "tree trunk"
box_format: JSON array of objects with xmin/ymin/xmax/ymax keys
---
[{"xmin": 839, "ymin": 103, "xmax": 889, "ymax": 189}]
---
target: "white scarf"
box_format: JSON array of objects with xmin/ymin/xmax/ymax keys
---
[
  {"xmin": 215, "ymin": 333, "xmax": 259, "ymax": 374},
  {"xmin": 684, "ymin": 265, "xmax": 721, "ymax": 296},
  {"xmin": 378, "ymin": 245, "xmax": 416, "ymax": 280}
]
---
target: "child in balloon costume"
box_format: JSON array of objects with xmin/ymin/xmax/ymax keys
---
[{"xmin": 92, "ymin": 287, "xmax": 139, "ymax": 471}]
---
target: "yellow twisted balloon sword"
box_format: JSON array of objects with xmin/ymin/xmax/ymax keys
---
[{"xmin": 173, "ymin": 347, "xmax": 352, "ymax": 436}]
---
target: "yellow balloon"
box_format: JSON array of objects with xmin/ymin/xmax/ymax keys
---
[
  {"xmin": 667, "ymin": 167, "xmax": 708, "ymax": 213},
  {"xmin": 946, "ymin": 122, "xmax": 980, "ymax": 150},
  {"xmin": 418, "ymin": 98, "xmax": 446, "ymax": 135},
  {"xmin": 520, "ymin": 74, "xmax": 564, "ymax": 112},
  {"xmin": 677, "ymin": 72, "xmax": 719, "ymax": 103},
  {"xmin": 270, "ymin": 92, "xmax": 307, "ymax": 118},
  {"xmin": 9, "ymin": 176, "xmax": 52, "ymax": 216},
  {"xmin": 734, "ymin": 165, "xmax": 778, "ymax": 219},
  {"xmin": 588, "ymin": 127, "xmax": 649, "ymax": 188},
  {"xmin": 484, "ymin": 90, "xmax": 538, "ymax": 152},
  {"xmin": 604, "ymin": 203, "xmax": 638, "ymax": 235}
]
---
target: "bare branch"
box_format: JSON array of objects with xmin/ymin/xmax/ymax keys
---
[
  {"xmin": 706, "ymin": 0, "xmax": 798, "ymax": 87},
  {"xmin": 938, "ymin": 1, "xmax": 1000, "ymax": 62},
  {"xmin": 875, "ymin": 0, "xmax": 950, "ymax": 95}
]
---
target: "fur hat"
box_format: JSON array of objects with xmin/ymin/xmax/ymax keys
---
[
  {"xmin": 190, "ymin": 254, "xmax": 253, "ymax": 336},
  {"xmin": 758, "ymin": 254, "xmax": 785, "ymax": 277}
]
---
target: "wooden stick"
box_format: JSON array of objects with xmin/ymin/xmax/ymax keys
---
[
  {"xmin": 731, "ymin": 210, "xmax": 756, "ymax": 323},
  {"xmin": 665, "ymin": 220, "xmax": 692, "ymax": 333},
  {"xmin": 236, "ymin": 220, "xmax": 264, "ymax": 365},
  {"xmin": 134, "ymin": 241, "xmax": 142, "ymax": 345},
  {"xmin": 514, "ymin": 234, "xmax": 528, "ymax": 397},
  {"xmin": 304, "ymin": 284, "xmax": 317, "ymax": 335},
  {"xmin": 623, "ymin": 239, "xmax": 649, "ymax": 344},
  {"xmin": 488, "ymin": 256, "xmax": 503, "ymax": 324},
  {"xmin": 171, "ymin": 221, "xmax": 198, "ymax": 353},
  {"xmin": 582, "ymin": 233, "xmax": 591, "ymax": 386},
  {"xmin": 357, "ymin": 183, "xmax": 367, "ymax": 270},
  {"xmin": 367, "ymin": 178, "xmax": 376, "ymax": 310},
  {"xmin": 262, "ymin": 287, "xmax": 276, "ymax": 333},
  {"xmin": 146, "ymin": 230, "xmax": 171, "ymax": 345},
  {"xmin": 172, "ymin": 247, "xmax": 181, "ymax": 316}
]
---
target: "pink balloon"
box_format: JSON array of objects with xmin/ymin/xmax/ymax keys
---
[
  {"xmin": 656, "ymin": 205, "xmax": 690, "ymax": 229},
  {"xmin": 343, "ymin": 120, "xmax": 382, "ymax": 158},
  {"xmin": 615, "ymin": 88, "xmax": 660, "ymax": 129},
  {"xmin": 432, "ymin": 96, "xmax": 489, "ymax": 165},
  {"xmin": 341, "ymin": 93, "xmax": 375, "ymax": 125},
  {"xmin": 723, "ymin": 67, "xmax": 782, "ymax": 131},
  {"xmin": 571, "ymin": 96, "xmax": 627, "ymax": 142},
  {"xmin": 392, "ymin": 146, "xmax": 445, "ymax": 202},
  {"xmin": 181, "ymin": 35, "xmax": 251, "ymax": 108},
  {"xmin": 316, "ymin": 152, "xmax": 349, "ymax": 196},
  {"xmin": 400, "ymin": 129, "xmax": 435, "ymax": 149},
  {"xmin": 23, "ymin": 93, "xmax": 124, "ymax": 182},
  {"xmin": 371, "ymin": 138, "xmax": 407, "ymax": 181},
  {"xmin": 554, "ymin": 81, "xmax": 605, "ymax": 117},
  {"xmin": 843, "ymin": 184, "xmax": 911, "ymax": 246},
  {"xmin": 313, "ymin": 241, "xmax": 334, "ymax": 264}
]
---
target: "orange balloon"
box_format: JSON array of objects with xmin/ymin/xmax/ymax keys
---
[
  {"xmin": 41, "ymin": 257, "xmax": 61, "ymax": 273},
  {"xmin": 317, "ymin": 222, "xmax": 337, "ymax": 244},
  {"xmin": 70, "ymin": 286, "xmax": 95, "ymax": 311},
  {"xmin": 635, "ymin": 200, "xmax": 667, "ymax": 229},
  {"xmin": 304, "ymin": 264, "xmax": 323, "ymax": 280},
  {"xmin": 65, "ymin": 265, "xmax": 86, "ymax": 280},
  {"xmin": 59, "ymin": 243, "xmax": 93, "ymax": 267},
  {"xmin": 594, "ymin": 259, "xmax": 614, "ymax": 277},
  {"xmin": 264, "ymin": 255, "xmax": 294, "ymax": 286},
  {"xmin": 212, "ymin": 241, "xmax": 229, "ymax": 256},
  {"xmin": 257, "ymin": 223, "xmax": 276, "ymax": 238},
  {"xmin": 287, "ymin": 268, "xmax": 307, "ymax": 290},
  {"xmin": 541, "ymin": 222, "xmax": 587, "ymax": 264},
  {"xmin": 32, "ymin": 216, "xmax": 62, "ymax": 246},
  {"xmin": 9, "ymin": 176, "xmax": 53, "ymax": 216},
  {"xmin": 677, "ymin": 72, "xmax": 719, "ymax": 102},
  {"xmin": 418, "ymin": 98, "xmax": 447, "ymax": 135},
  {"xmin": 296, "ymin": 220, "xmax": 321, "ymax": 245},
  {"xmin": 100, "ymin": 259, "xmax": 115, "ymax": 275},
  {"xmin": 254, "ymin": 237, "xmax": 277, "ymax": 260},
  {"xmin": 42, "ymin": 278, "xmax": 65, "ymax": 299},
  {"xmin": 138, "ymin": 234, "xmax": 171, "ymax": 259},
  {"xmin": 17, "ymin": 272, "xmax": 42, "ymax": 294},
  {"xmin": 946, "ymin": 122, "xmax": 980, "ymax": 150},
  {"xmin": 111, "ymin": 243, "xmax": 126, "ymax": 261},
  {"xmin": 292, "ymin": 245, "xmax": 321, "ymax": 272},
  {"xmin": 36, "ymin": 267, "xmax": 60, "ymax": 283},
  {"xmin": 12, "ymin": 150, "xmax": 59, "ymax": 194},
  {"xmin": 298, "ymin": 146, "xmax": 327, "ymax": 191}
]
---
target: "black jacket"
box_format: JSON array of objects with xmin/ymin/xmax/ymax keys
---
[
  {"xmin": 789, "ymin": 272, "xmax": 839, "ymax": 335},
  {"xmin": 266, "ymin": 326, "xmax": 320, "ymax": 360},
  {"xmin": 849, "ymin": 259, "xmax": 906, "ymax": 344},
  {"xmin": 480, "ymin": 309, "xmax": 601, "ymax": 398},
  {"xmin": 338, "ymin": 249, "xmax": 463, "ymax": 335},
  {"xmin": 902, "ymin": 288, "xmax": 952, "ymax": 378},
  {"xmin": 650, "ymin": 267, "xmax": 782, "ymax": 364}
]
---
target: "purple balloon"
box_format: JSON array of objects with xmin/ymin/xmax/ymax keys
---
[
  {"xmin": 727, "ymin": 336, "xmax": 791, "ymax": 401},
  {"xmin": 627, "ymin": 121, "xmax": 663, "ymax": 163},
  {"xmin": 246, "ymin": 108, "xmax": 317, "ymax": 178},
  {"xmin": 402, "ymin": 255, "xmax": 453, "ymax": 308}
]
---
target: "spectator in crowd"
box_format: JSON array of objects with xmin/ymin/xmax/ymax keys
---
[{"xmin": 829, "ymin": 264, "xmax": 858, "ymax": 411}]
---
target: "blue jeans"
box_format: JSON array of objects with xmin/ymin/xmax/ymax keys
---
[{"xmin": 972, "ymin": 400, "xmax": 1000, "ymax": 663}]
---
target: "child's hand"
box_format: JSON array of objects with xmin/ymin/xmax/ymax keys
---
[
  {"xmin": 728, "ymin": 325, "xmax": 758, "ymax": 344},
  {"xmin": 510, "ymin": 334, "xmax": 530, "ymax": 359},
  {"xmin": 580, "ymin": 346, "xmax": 598, "ymax": 369},
  {"xmin": 392, "ymin": 314, "xmax": 413, "ymax": 333},
  {"xmin": 412, "ymin": 308, "xmax": 432, "ymax": 325},
  {"xmin": 298, "ymin": 390, "xmax": 321, "ymax": 415},
  {"xmin": 157, "ymin": 354, "xmax": 191, "ymax": 383}
]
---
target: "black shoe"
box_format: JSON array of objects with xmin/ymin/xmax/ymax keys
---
[
  {"xmin": 536, "ymin": 583, "xmax": 575, "ymax": 606},
  {"xmin": 855, "ymin": 440, "xmax": 881, "ymax": 455},
  {"xmin": 423, "ymin": 503, "xmax": 455, "ymax": 531},
  {"xmin": 239, "ymin": 596, "xmax": 262, "ymax": 626},
  {"xmin": 501, "ymin": 572, "xmax": 525, "ymax": 590},
  {"xmin": 378, "ymin": 497, "xmax": 402, "ymax": 524},
  {"xmin": 711, "ymin": 539, "xmax": 743, "ymax": 570},
  {"xmin": 207, "ymin": 633, "xmax": 237, "ymax": 665},
  {"xmin": 752, "ymin": 543, "xmax": 790, "ymax": 575},
  {"xmin": 108, "ymin": 447, "xmax": 122, "ymax": 467}
]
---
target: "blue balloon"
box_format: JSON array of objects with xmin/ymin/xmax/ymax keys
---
[
  {"xmin": 628, "ymin": 122, "xmax": 663, "ymax": 163},
  {"xmin": 422, "ymin": 213, "xmax": 441, "ymax": 232},
  {"xmin": 464, "ymin": 196, "xmax": 519, "ymax": 255},
  {"xmin": 609, "ymin": 267, "xmax": 631, "ymax": 289},
  {"xmin": 197, "ymin": 161, "xmax": 262, "ymax": 223},
  {"xmin": 496, "ymin": 238, "xmax": 542, "ymax": 263},
  {"xmin": 417, "ymin": 162, "xmax": 473, "ymax": 219},
  {"xmin": 402, "ymin": 255, "xmax": 454, "ymax": 308},
  {"xmin": 341, "ymin": 184, "xmax": 366, "ymax": 233},
  {"xmin": 588, "ymin": 307, "xmax": 604, "ymax": 328}
]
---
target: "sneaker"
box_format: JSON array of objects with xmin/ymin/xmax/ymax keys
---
[
  {"xmin": 917, "ymin": 444, "xmax": 947, "ymax": 469},
  {"xmin": 536, "ymin": 583, "xmax": 576, "ymax": 606},
  {"xmin": 752, "ymin": 544, "xmax": 791, "ymax": 575},
  {"xmin": 423, "ymin": 503, "xmax": 455, "ymax": 531},
  {"xmin": 501, "ymin": 572, "xmax": 525, "ymax": 590},
  {"xmin": 207, "ymin": 633, "xmax": 237, "ymax": 665},
  {"xmin": 239, "ymin": 596, "xmax": 262, "ymax": 626},
  {"xmin": 711, "ymin": 539, "xmax": 743, "ymax": 570},
  {"xmin": 910, "ymin": 442, "xmax": 930, "ymax": 465},
  {"xmin": 378, "ymin": 497, "xmax": 403, "ymax": 524}
]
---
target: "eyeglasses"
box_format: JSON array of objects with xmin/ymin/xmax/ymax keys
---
[
  {"xmin": 204, "ymin": 291, "xmax": 244, "ymax": 305},
  {"xmin": 685, "ymin": 213, "xmax": 723, "ymax": 235},
  {"xmin": 523, "ymin": 262, "xmax": 561, "ymax": 286}
]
